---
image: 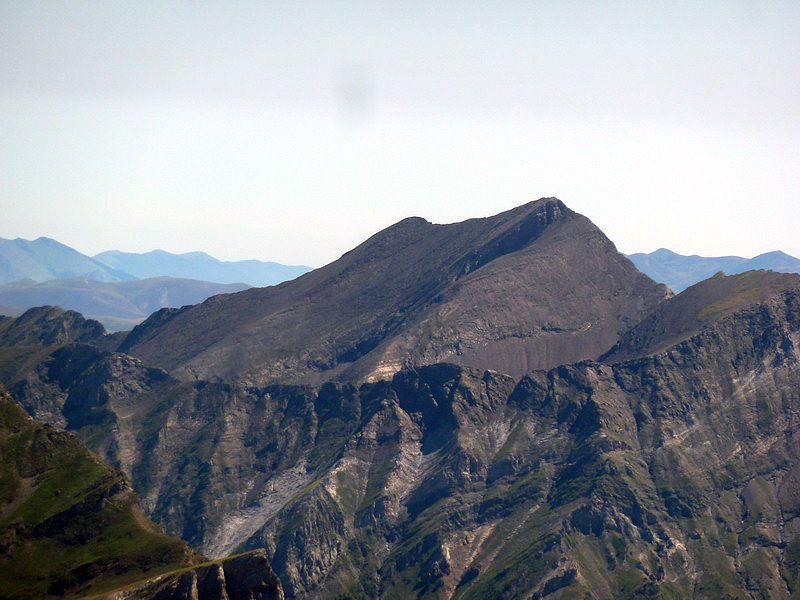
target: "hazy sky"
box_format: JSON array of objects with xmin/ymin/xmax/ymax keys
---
[{"xmin": 1, "ymin": 1, "xmax": 798, "ymax": 266}]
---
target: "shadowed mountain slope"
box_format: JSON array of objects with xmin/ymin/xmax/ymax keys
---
[
  {"xmin": 121, "ymin": 199, "xmax": 668, "ymax": 385},
  {"xmin": 94, "ymin": 249, "xmax": 311, "ymax": 288},
  {"xmin": 628, "ymin": 248, "xmax": 800, "ymax": 292},
  {"xmin": 102, "ymin": 550, "xmax": 284, "ymax": 600},
  {"xmin": 0, "ymin": 277, "xmax": 249, "ymax": 332},
  {"xmin": 0, "ymin": 305, "xmax": 106, "ymax": 347}
]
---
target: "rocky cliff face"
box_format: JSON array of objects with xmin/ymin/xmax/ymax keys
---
[
  {"xmin": 105, "ymin": 550, "xmax": 283, "ymax": 600},
  {"xmin": 242, "ymin": 277, "xmax": 800, "ymax": 599},
  {"xmin": 118, "ymin": 199, "xmax": 667, "ymax": 384},
  {"xmin": 6, "ymin": 273, "xmax": 800, "ymax": 598}
]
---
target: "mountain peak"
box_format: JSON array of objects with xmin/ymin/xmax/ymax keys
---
[
  {"xmin": 395, "ymin": 215, "xmax": 430, "ymax": 226},
  {"xmin": 121, "ymin": 199, "xmax": 667, "ymax": 385},
  {"xmin": 651, "ymin": 247, "xmax": 679, "ymax": 256},
  {"xmin": 32, "ymin": 236, "xmax": 62, "ymax": 244},
  {"xmin": 473, "ymin": 196, "xmax": 567, "ymax": 224},
  {"xmin": 753, "ymin": 249, "xmax": 794, "ymax": 261},
  {"xmin": 0, "ymin": 237, "xmax": 135, "ymax": 284}
]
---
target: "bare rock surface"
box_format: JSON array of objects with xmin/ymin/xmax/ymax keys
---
[
  {"xmin": 119, "ymin": 199, "xmax": 667, "ymax": 385},
  {"xmin": 2, "ymin": 205, "xmax": 800, "ymax": 598},
  {"xmin": 105, "ymin": 550, "xmax": 284, "ymax": 600},
  {"xmin": 6, "ymin": 274, "xmax": 800, "ymax": 597}
]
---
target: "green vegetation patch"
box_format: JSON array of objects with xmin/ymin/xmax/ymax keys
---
[{"xmin": 0, "ymin": 391, "xmax": 195, "ymax": 599}]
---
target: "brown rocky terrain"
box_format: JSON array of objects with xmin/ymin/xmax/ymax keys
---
[
  {"xmin": 119, "ymin": 199, "xmax": 668, "ymax": 385},
  {"xmin": 2, "ymin": 271, "xmax": 799, "ymax": 598},
  {"xmin": 0, "ymin": 305, "xmax": 106, "ymax": 347},
  {"xmin": 1, "ymin": 201, "xmax": 798, "ymax": 598},
  {"xmin": 601, "ymin": 270, "xmax": 800, "ymax": 363}
]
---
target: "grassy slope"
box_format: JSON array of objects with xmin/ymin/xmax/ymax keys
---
[{"xmin": 0, "ymin": 390, "xmax": 197, "ymax": 599}]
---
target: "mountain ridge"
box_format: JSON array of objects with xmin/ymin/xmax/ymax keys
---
[
  {"xmin": 93, "ymin": 249, "xmax": 311, "ymax": 287},
  {"xmin": 120, "ymin": 198, "xmax": 669, "ymax": 385},
  {"xmin": 3, "ymin": 200, "xmax": 800, "ymax": 598},
  {"xmin": 3, "ymin": 269, "xmax": 800, "ymax": 598},
  {"xmin": 601, "ymin": 270, "xmax": 800, "ymax": 363},
  {"xmin": 0, "ymin": 276, "xmax": 250, "ymax": 332}
]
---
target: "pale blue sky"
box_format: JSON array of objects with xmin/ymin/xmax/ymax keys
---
[{"xmin": 1, "ymin": 1, "xmax": 798, "ymax": 266}]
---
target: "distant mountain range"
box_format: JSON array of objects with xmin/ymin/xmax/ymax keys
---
[
  {"xmin": 0, "ymin": 236, "xmax": 311, "ymax": 330},
  {"xmin": 0, "ymin": 277, "xmax": 249, "ymax": 331},
  {"xmin": 0, "ymin": 236, "xmax": 311, "ymax": 287},
  {"xmin": 627, "ymin": 248, "xmax": 800, "ymax": 292},
  {"xmin": 94, "ymin": 249, "xmax": 311, "ymax": 287},
  {"xmin": 0, "ymin": 236, "xmax": 133, "ymax": 284}
]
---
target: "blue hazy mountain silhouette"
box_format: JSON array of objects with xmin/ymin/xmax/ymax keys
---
[{"xmin": 627, "ymin": 248, "xmax": 800, "ymax": 292}]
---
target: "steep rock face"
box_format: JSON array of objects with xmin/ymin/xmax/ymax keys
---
[
  {"xmin": 8, "ymin": 346, "xmax": 369, "ymax": 555},
  {"xmin": 119, "ymin": 199, "xmax": 667, "ymax": 384},
  {"xmin": 105, "ymin": 550, "xmax": 283, "ymax": 600},
  {"xmin": 4, "ymin": 273, "xmax": 800, "ymax": 598},
  {"xmin": 240, "ymin": 283, "xmax": 800, "ymax": 599},
  {"xmin": 7, "ymin": 277, "xmax": 800, "ymax": 598}
]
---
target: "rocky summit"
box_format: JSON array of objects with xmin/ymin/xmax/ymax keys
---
[
  {"xmin": 119, "ymin": 199, "xmax": 668, "ymax": 385},
  {"xmin": 0, "ymin": 201, "xmax": 798, "ymax": 599}
]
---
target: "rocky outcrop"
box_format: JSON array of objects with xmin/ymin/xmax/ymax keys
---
[
  {"xmin": 601, "ymin": 269, "xmax": 800, "ymax": 362},
  {"xmin": 0, "ymin": 305, "xmax": 106, "ymax": 346},
  {"xmin": 105, "ymin": 550, "xmax": 283, "ymax": 600}
]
